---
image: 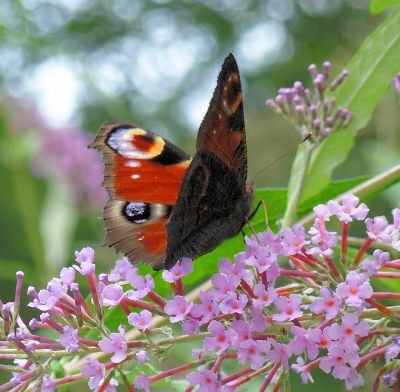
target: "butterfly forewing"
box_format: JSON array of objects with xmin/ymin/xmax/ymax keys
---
[
  {"xmin": 196, "ymin": 53, "xmax": 247, "ymax": 186},
  {"xmin": 165, "ymin": 54, "xmax": 253, "ymax": 269}
]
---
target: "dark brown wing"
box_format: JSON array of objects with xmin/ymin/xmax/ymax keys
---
[
  {"xmin": 165, "ymin": 54, "xmax": 253, "ymax": 269},
  {"xmin": 196, "ymin": 53, "xmax": 247, "ymax": 187}
]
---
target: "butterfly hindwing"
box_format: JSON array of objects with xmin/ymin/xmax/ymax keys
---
[
  {"xmin": 165, "ymin": 54, "xmax": 253, "ymax": 269},
  {"xmin": 90, "ymin": 121, "xmax": 191, "ymax": 269}
]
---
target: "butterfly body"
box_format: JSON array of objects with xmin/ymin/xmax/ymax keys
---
[{"xmin": 91, "ymin": 54, "xmax": 253, "ymax": 269}]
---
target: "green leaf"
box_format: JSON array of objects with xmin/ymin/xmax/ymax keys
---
[
  {"xmin": 370, "ymin": 0, "xmax": 400, "ymax": 14},
  {"xmin": 299, "ymin": 8, "xmax": 400, "ymax": 202}
]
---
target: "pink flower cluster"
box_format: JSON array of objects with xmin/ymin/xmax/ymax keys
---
[
  {"xmin": 266, "ymin": 61, "xmax": 351, "ymax": 142},
  {"xmin": 31, "ymin": 128, "xmax": 106, "ymax": 207},
  {"xmin": 1, "ymin": 194, "xmax": 399, "ymax": 391}
]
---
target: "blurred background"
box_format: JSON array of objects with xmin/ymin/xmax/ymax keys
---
[{"xmin": 0, "ymin": 0, "xmax": 399, "ymax": 390}]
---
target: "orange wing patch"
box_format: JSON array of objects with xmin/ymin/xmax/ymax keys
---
[{"xmin": 112, "ymin": 157, "xmax": 190, "ymax": 205}]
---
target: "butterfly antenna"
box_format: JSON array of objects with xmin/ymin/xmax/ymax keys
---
[{"xmin": 253, "ymin": 134, "xmax": 311, "ymax": 179}]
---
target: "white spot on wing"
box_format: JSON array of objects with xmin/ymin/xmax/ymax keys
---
[
  {"xmin": 126, "ymin": 160, "xmax": 141, "ymax": 168},
  {"xmin": 131, "ymin": 174, "xmax": 140, "ymax": 179}
]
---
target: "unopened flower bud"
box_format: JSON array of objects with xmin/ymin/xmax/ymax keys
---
[
  {"xmin": 309, "ymin": 105, "xmax": 317, "ymax": 118},
  {"xmin": 308, "ymin": 64, "xmax": 318, "ymax": 78},
  {"xmin": 321, "ymin": 127, "xmax": 332, "ymax": 137},
  {"xmin": 325, "ymin": 116, "xmax": 334, "ymax": 126},
  {"xmin": 312, "ymin": 119, "xmax": 321, "ymax": 131},
  {"xmin": 323, "ymin": 61, "xmax": 331, "ymax": 79},
  {"xmin": 314, "ymin": 74, "xmax": 325, "ymax": 91},
  {"xmin": 331, "ymin": 69, "xmax": 349, "ymax": 90}
]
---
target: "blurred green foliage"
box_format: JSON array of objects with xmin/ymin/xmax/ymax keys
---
[{"xmin": 0, "ymin": 0, "xmax": 399, "ymax": 390}]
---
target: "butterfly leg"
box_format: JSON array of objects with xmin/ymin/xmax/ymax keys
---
[
  {"xmin": 259, "ymin": 199, "xmax": 269, "ymax": 229},
  {"xmin": 240, "ymin": 229, "xmax": 246, "ymax": 242},
  {"xmin": 249, "ymin": 222, "xmax": 262, "ymax": 244}
]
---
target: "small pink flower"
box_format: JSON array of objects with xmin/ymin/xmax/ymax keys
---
[
  {"xmin": 187, "ymin": 370, "xmax": 220, "ymax": 392},
  {"xmin": 313, "ymin": 204, "xmax": 331, "ymax": 220},
  {"xmin": 60, "ymin": 326, "xmax": 79, "ymax": 352},
  {"xmin": 162, "ymin": 257, "xmax": 193, "ymax": 283},
  {"xmin": 244, "ymin": 248, "xmax": 277, "ymax": 273},
  {"xmin": 219, "ymin": 292, "xmax": 248, "ymax": 314},
  {"xmin": 75, "ymin": 247, "xmax": 95, "ymax": 264},
  {"xmin": 310, "ymin": 287, "xmax": 341, "ymax": 320},
  {"xmin": 190, "ymin": 291, "xmax": 219, "ymax": 325},
  {"xmin": 308, "ymin": 222, "xmax": 337, "ymax": 257},
  {"xmin": 136, "ymin": 350, "xmax": 149, "ymax": 364},
  {"xmin": 204, "ymin": 321, "xmax": 237, "ymax": 354},
  {"xmin": 327, "ymin": 194, "xmax": 369, "ymax": 223},
  {"xmin": 250, "ymin": 307, "xmax": 269, "ymax": 332},
  {"xmin": 273, "ymin": 294, "xmax": 303, "ymax": 322},
  {"xmin": 182, "ymin": 318, "xmax": 200, "ymax": 335},
  {"xmin": 330, "ymin": 313, "xmax": 369, "ymax": 350},
  {"xmin": 60, "ymin": 267, "xmax": 75, "ymax": 286},
  {"xmin": 125, "ymin": 275, "xmax": 155, "ymax": 300},
  {"xmin": 108, "ymin": 258, "xmax": 137, "ymax": 282},
  {"xmin": 101, "ymin": 284, "xmax": 124, "ymax": 307},
  {"xmin": 289, "ymin": 326, "xmax": 319, "ymax": 360},
  {"xmin": 98, "ymin": 325, "xmax": 127, "ymax": 363},
  {"xmin": 210, "ymin": 273, "xmax": 238, "ymax": 301},
  {"xmin": 267, "ymin": 339, "xmax": 292, "ymax": 369},
  {"xmin": 219, "ymin": 255, "xmax": 252, "ymax": 284},
  {"xmin": 312, "ymin": 327, "xmax": 336, "ymax": 350},
  {"xmin": 359, "ymin": 249, "xmax": 390, "ymax": 276},
  {"xmin": 164, "ymin": 296, "xmax": 193, "ymax": 323},
  {"xmin": 253, "ymin": 283, "xmax": 276, "ymax": 309},
  {"xmin": 128, "ymin": 309, "xmax": 152, "ymax": 332},
  {"xmin": 365, "ymin": 216, "xmax": 391, "ymax": 242},
  {"xmin": 385, "ymin": 337, "xmax": 400, "ymax": 362},
  {"xmin": 278, "ymin": 225, "xmax": 308, "ymax": 256},
  {"xmin": 82, "ymin": 358, "xmax": 105, "ymax": 390},
  {"xmin": 29, "ymin": 289, "xmax": 58, "ymax": 311},
  {"xmin": 28, "ymin": 278, "xmax": 66, "ymax": 311},
  {"xmin": 231, "ymin": 320, "xmax": 251, "ymax": 346},
  {"xmin": 135, "ymin": 374, "xmax": 150, "ymax": 392},
  {"xmin": 238, "ymin": 339, "xmax": 270, "ymax": 369},
  {"xmin": 319, "ymin": 345, "xmax": 360, "ymax": 380},
  {"xmin": 336, "ymin": 271, "xmax": 373, "ymax": 308},
  {"xmin": 74, "ymin": 247, "xmax": 95, "ymax": 275},
  {"xmin": 292, "ymin": 356, "xmax": 314, "ymax": 384}
]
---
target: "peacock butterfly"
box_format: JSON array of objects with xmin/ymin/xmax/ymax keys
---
[{"xmin": 90, "ymin": 53, "xmax": 254, "ymax": 269}]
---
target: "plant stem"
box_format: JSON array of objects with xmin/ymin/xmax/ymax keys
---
[{"xmin": 283, "ymin": 143, "xmax": 313, "ymax": 227}]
